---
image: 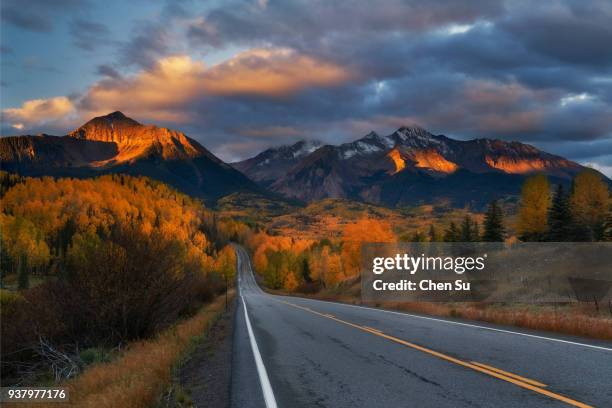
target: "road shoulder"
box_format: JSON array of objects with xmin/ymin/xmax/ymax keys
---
[{"xmin": 169, "ymin": 297, "xmax": 236, "ymax": 408}]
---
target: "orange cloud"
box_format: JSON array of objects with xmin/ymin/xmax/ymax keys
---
[
  {"xmin": 2, "ymin": 96, "xmax": 75, "ymax": 130},
  {"xmin": 79, "ymin": 48, "xmax": 353, "ymax": 123},
  {"xmin": 201, "ymin": 48, "xmax": 352, "ymax": 97},
  {"xmin": 2, "ymin": 48, "xmax": 353, "ymax": 131},
  {"xmin": 80, "ymin": 55, "xmax": 204, "ymax": 122}
]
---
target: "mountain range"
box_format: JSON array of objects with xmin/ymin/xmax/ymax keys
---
[
  {"xmin": 1, "ymin": 112, "xmax": 605, "ymax": 208},
  {"xmin": 234, "ymin": 126, "xmax": 600, "ymax": 207},
  {"xmin": 0, "ymin": 111, "xmax": 257, "ymax": 201},
  {"xmin": 232, "ymin": 140, "xmax": 323, "ymax": 188}
]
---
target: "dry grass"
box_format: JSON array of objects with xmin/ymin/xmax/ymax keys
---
[
  {"xmin": 277, "ymin": 282, "xmax": 612, "ymax": 341},
  {"xmin": 7, "ymin": 291, "xmax": 234, "ymax": 408},
  {"xmin": 384, "ymin": 301, "xmax": 612, "ymax": 341}
]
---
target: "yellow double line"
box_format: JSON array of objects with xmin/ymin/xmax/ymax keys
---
[{"xmin": 277, "ymin": 299, "xmax": 592, "ymax": 408}]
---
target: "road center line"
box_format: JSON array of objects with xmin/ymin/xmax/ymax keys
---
[
  {"xmin": 242, "ymin": 296, "xmax": 278, "ymax": 408},
  {"xmin": 288, "ymin": 296, "xmax": 612, "ymax": 352},
  {"xmin": 277, "ymin": 299, "xmax": 592, "ymax": 408},
  {"xmin": 470, "ymin": 361, "xmax": 547, "ymax": 388}
]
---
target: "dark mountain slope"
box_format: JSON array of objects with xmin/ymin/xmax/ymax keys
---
[
  {"xmin": 238, "ymin": 126, "xmax": 603, "ymax": 208},
  {"xmin": 232, "ymin": 140, "xmax": 322, "ymax": 187},
  {"xmin": 0, "ymin": 112, "xmax": 259, "ymax": 202}
]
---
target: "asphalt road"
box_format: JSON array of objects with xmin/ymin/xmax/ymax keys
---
[{"xmin": 230, "ymin": 245, "xmax": 612, "ymax": 408}]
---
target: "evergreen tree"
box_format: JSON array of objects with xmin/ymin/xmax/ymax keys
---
[
  {"xmin": 473, "ymin": 222, "xmax": 480, "ymax": 242},
  {"xmin": 17, "ymin": 254, "xmax": 29, "ymax": 290},
  {"xmin": 411, "ymin": 231, "xmax": 426, "ymax": 242},
  {"xmin": 444, "ymin": 222, "xmax": 460, "ymax": 242},
  {"xmin": 460, "ymin": 215, "xmax": 477, "ymax": 241},
  {"xmin": 547, "ymin": 185, "xmax": 573, "ymax": 241},
  {"xmin": 428, "ymin": 224, "xmax": 439, "ymax": 242},
  {"xmin": 482, "ymin": 200, "xmax": 505, "ymax": 242},
  {"xmin": 301, "ymin": 257, "xmax": 312, "ymax": 283}
]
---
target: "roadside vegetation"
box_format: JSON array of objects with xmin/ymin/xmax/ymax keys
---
[
  {"xmin": 2, "ymin": 292, "xmax": 234, "ymax": 408},
  {"xmin": 0, "ymin": 173, "xmax": 240, "ymax": 385},
  {"xmin": 246, "ymin": 170, "xmax": 612, "ymax": 339}
]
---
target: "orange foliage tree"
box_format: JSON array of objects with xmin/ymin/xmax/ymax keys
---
[{"xmin": 341, "ymin": 218, "xmax": 395, "ymax": 279}]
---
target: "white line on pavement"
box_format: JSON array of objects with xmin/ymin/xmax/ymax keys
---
[{"xmin": 241, "ymin": 296, "xmax": 278, "ymax": 408}]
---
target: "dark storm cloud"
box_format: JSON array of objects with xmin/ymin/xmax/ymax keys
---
[
  {"xmin": 114, "ymin": 0, "xmax": 201, "ymax": 69},
  {"xmin": 498, "ymin": 1, "xmax": 612, "ymax": 68},
  {"xmin": 1, "ymin": 0, "xmax": 86, "ymax": 32},
  {"xmin": 187, "ymin": 0, "xmax": 505, "ymax": 50},
  {"xmin": 119, "ymin": 22, "xmax": 170, "ymax": 68},
  {"xmin": 96, "ymin": 64, "xmax": 121, "ymax": 79},
  {"xmin": 540, "ymin": 139, "xmax": 612, "ymax": 161}
]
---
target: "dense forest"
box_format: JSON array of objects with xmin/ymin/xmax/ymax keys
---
[{"xmin": 0, "ymin": 172, "xmax": 243, "ymax": 383}]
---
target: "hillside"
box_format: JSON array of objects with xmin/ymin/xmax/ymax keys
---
[
  {"xmin": 0, "ymin": 112, "xmax": 259, "ymax": 202},
  {"xmin": 261, "ymin": 198, "xmax": 484, "ymax": 241}
]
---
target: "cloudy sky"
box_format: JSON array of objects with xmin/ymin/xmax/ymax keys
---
[{"xmin": 1, "ymin": 0, "xmax": 612, "ymax": 175}]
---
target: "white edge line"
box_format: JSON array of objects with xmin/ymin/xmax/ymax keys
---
[
  {"xmin": 242, "ymin": 296, "xmax": 278, "ymax": 408},
  {"xmin": 280, "ymin": 296, "xmax": 612, "ymax": 352}
]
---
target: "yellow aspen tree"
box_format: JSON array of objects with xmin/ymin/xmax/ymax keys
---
[{"xmin": 517, "ymin": 174, "xmax": 551, "ymax": 241}]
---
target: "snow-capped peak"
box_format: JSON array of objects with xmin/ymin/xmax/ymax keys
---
[
  {"xmin": 394, "ymin": 125, "xmax": 434, "ymax": 140},
  {"xmin": 387, "ymin": 125, "xmax": 448, "ymax": 151},
  {"xmin": 339, "ymin": 131, "xmax": 392, "ymax": 159},
  {"xmin": 255, "ymin": 139, "xmax": 323, "ymax": 165},
  {"xmin": 293, "ymin": 140, "xmax": 323, "ymax": 158}
]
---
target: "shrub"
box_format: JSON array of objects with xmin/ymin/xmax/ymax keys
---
[{"xmin": 1, "ymin": 222, "xmax": 225, "ymax": 381}]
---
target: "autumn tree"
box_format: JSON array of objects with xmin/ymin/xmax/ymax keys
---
[
  {"xmin": 215, "ymin": 245, "xmax": 237, "ymax": 286},
  {"xmin": 341, "ymin": 218, "xmax": 395, "ymax": 279},
  {"xmin": 324, "ymin": 248, "xmax": 344, "ymax": 287},
  {"xmin": 570, "ymin": 170, "xmax": 609, "ymax": 241},
  {"xmin": 482, "ymin": 200, "xmax": 505, "ymax": 242},
  {"xmin": 517, "ymin": 174, "xmax": 551, "ymax": 241},
  {"xmin": 0, "ymin": 215, "xmax": 50, "ymax": 277},
  {"xmin": 284, "ymin": 271, "xmax": 299, "ymax": 291}
]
